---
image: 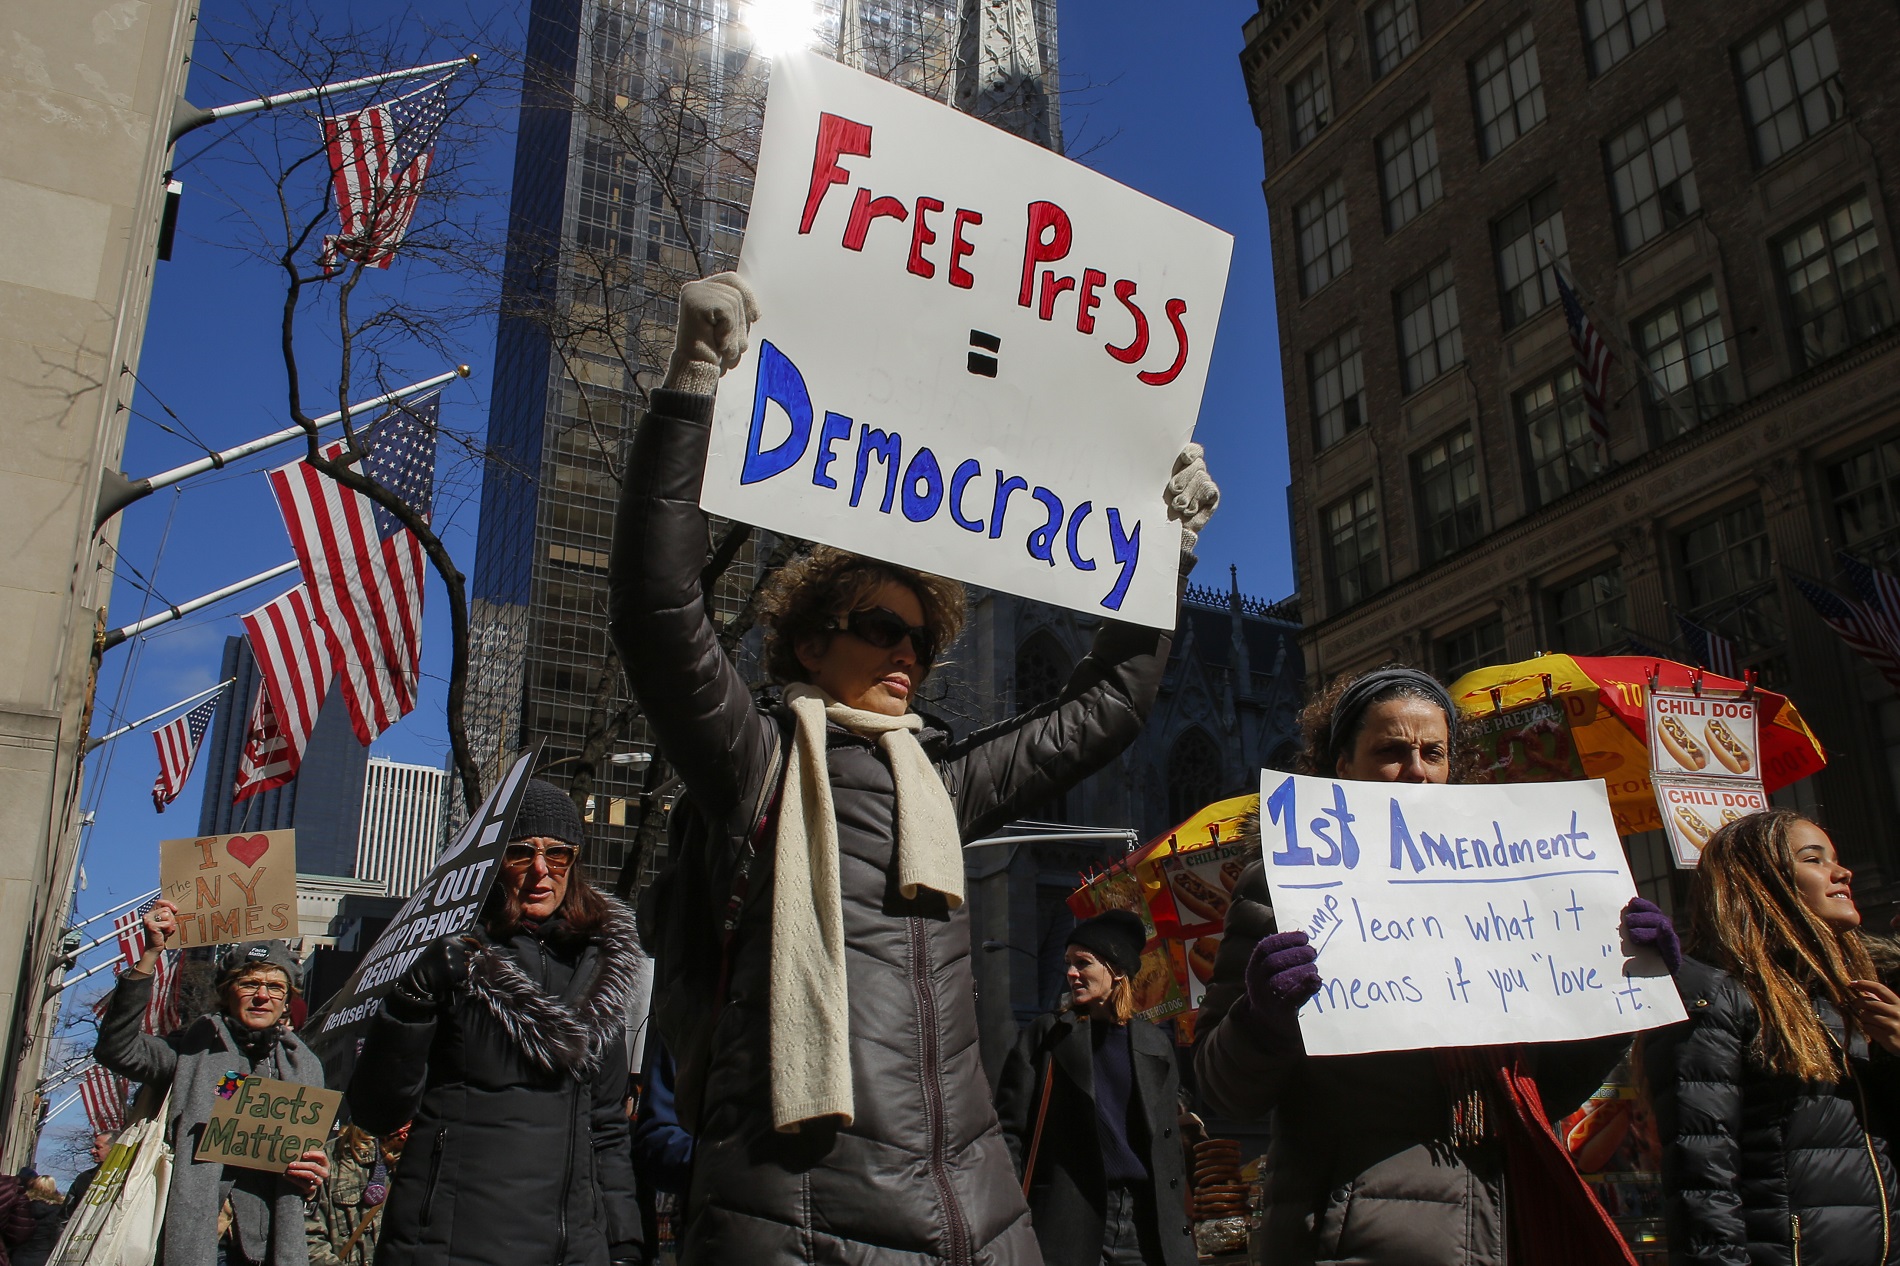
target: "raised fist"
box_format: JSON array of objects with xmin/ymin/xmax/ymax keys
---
[
  {"xmin": 1166, "ymin": 442, "xmax": 1219, "ymax": 554},
  {"xmin": 142, "ymin": 899, "xmax": 179, "ymax": 946},
  {"xmin": 666, "ymin": 272, "xmax": 761, "ymax": 395}
]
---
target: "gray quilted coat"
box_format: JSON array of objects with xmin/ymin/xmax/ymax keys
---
[{"xmin": 607, "ymin": 388, "xmax": 1174, "ymax": 1266}]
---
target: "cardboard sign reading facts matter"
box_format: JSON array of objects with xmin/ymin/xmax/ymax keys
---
[
  {"xmin": 703, "ymin": 52, "xmax": 1233, "ymax": 631},
  {"xmin": 1258, "ymin": 773, "xmax": 1686, "ymax": 1057},
  {"xmin": 195, "ymin": 1076, "xmax": 341, "ymax": 1173},
  {"xmin": 158, "ymin": 831, "xmax": 297, "ymax": 948}
]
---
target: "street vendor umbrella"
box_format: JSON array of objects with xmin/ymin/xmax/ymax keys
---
[{"xmin": 1449, "ymin": 655, "xmax": 1825, "ymax": 836}]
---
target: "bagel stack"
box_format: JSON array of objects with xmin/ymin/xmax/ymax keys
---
[{"xmin": 1189, "ymin": 1137, "xmax": 1247, "ymax": 1221}]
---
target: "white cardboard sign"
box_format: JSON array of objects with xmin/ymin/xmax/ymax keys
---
[
  {"xmin": 703, "ymin": 52, "xmax": 1234, "ymax": 630},
  {"xmin": 1258, "ymin": 772, "xmax": 1685, "ymax": 1056}
]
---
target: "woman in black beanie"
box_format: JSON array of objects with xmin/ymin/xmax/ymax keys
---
[{"xmin": 994, "ymin": 910, "xmax": 1192, "ymax": 1266}]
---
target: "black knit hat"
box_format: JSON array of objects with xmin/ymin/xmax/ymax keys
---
[
  {"xmin": 216, "ymin": 940, "xmax": 302, "ymax": 993},
  {"xmin": 1066, "ymin": 909, "xmax": 1147, "ymax": 979},
  {"xmin": 510, "ymin": 778, "xmax": 585, "ymax": 848}
]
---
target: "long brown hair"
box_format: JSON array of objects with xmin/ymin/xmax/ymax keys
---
[
  {"xmin": 1686, "ymin": 808, "xmax": 1877, "ymax": 1079},
  {"xmin": 483, "ymin": 867, "xmax": 613, "ymax": 938}
]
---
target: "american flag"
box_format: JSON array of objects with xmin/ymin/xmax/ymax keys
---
[
  {"xmin": 269, "ymin": 397, "xmax": 437, "ymax": 745},
  {"xmin": 236, "ymin": 584, "xmax": 337, "ymax": 800},
  {"xmin": 111, "ymin": 911, "xmax": 145, "ymax": 970},
  {"xmin": 1556, "ymin": 270, "xmax": 1614, "ymax": 447},
  {"xmin": 320, "ymin": 76, "xmax": 450, "ymax": 272},
  {"xmin": 1675, "ymin": 614, "xmax": 1742, "ymax": 679},
  {"xmin": 107, "ymin": 904, "xmax": 181, "ymax": 1034},
  {"xmin": 1793, "ymin": 563, "xmax": 1900, "ymax": 691},
  {"xmin": 150, "ymin": 695, "xmax": 219, "ymax": 812},
  {"xmin": 79, "ymin": 1065, "xmax": 128, "ymax": 1136}
]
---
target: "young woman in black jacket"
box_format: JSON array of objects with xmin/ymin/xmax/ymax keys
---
[{"xmin": 1647, "ymin": 808, "xmax": 1900, "ymax": 1266}]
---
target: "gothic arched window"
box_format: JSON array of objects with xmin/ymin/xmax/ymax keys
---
[
  {"xmin": 1167, "ymin": 728, "xmax": 1224, "ymax": 825},
  {"xmin": 1015, "ymin": 633, "xmax": 1069, "ymax": 712}
]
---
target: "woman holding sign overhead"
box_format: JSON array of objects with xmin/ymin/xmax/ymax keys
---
[
  {"xmin": 607, "ymin": 274, "xmax": 1217, "ymax": 1266},
  {"xmin": 1646, "ymin": 809, "xmax": 1900, "ymax": 1266},
  {"xmin": 1193, "ymin": 666, "xmax": 1679, "ymax": 1266}
]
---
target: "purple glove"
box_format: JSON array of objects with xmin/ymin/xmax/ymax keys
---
[
  {"xmin": 1246, "ymin": 930, "xmax": 1321, "ymax": 1016},
  {"xmin": 1621, "ymin": 897, "xmax": 1681, "ymax": 974}
]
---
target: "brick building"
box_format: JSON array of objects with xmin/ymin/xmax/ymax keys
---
[{"xmin": 1240, "ymin": 0, "xmax": 1900, "ymax": 899}]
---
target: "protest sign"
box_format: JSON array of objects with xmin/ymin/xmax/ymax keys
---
[
  {"xmin": 1258, "ymin": 772, "xmax": 1684, "ymax": 1057},
  {"xmin": 304, "ymin": 749, "xmax": 539, "ymax": 1079},
  {"xmin": 702, "ymin": 52, "xmax": 1234, "ymax": 630},
  {"xmin": 1156, "ymin": 843, "xmax": 1249, "ymax": 939},
  {"xmin": 157, "ymin": 830, "xmax": 296, "ymax": 948},
  {"xmin": 1645, "ymin": 685, "xmax": 1767, "ymax": 866},
  {"xmin": 194, "ymin": 1075, "xmax": 342, "ymax": 1173}
]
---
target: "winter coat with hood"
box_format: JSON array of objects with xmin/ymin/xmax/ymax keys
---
[
  {"xmin": 606, "ymin": 388, "xmax": 1174, "ymax": 1266},
  {"xmin": 994, "ymin": 1011, "xmax": 1193, "ymax": 1266},
  {"xmin": 94, "ymin": 970, "xmax": 324, "ymax": 1266},
  {"xmin": 1644, "ymin": 954, "xmax": 1900, "ymax": 1266},
  {"xmin": 347, "ymin": 905, "xmax": 644, "ymax": 1266},
  {"xmin": 1193, "ymin": 861, "xmax": 1630, "ymax": 1266}
]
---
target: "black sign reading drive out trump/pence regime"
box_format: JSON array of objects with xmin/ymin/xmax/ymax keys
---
[{"xmin": 305, "ymin": 747, "xmax": 539, "ymax": 1083}]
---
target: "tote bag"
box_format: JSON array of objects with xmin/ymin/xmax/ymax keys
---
[{"xmin": 48, "ymin": 1088, "xmax": 172, "ymax": 1266}]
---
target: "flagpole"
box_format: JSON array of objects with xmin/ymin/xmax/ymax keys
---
[
  {"xmin": 96, "ymin": 366, "xmax": 468, "ymax": 529},
  {"xmin": 98, "ymin": 560, "xmax": 300, "ymax": 653},
  {"xmin": 64, "ymin": 889, "xmax": 162, "ymax": 935},
  {"xmin": 84, "ymin": 679, "xmax": 234, "ymax": 753},
  {"xmin": 169, "ymin": 54, "xmax": 478, "ymax": 146}
]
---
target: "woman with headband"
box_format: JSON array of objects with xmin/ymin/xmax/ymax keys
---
[{"xmin": 1192, "ymin": 665, "xmax": 1680, "ymax": 1266}]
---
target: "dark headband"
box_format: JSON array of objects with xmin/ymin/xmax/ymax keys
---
[{"xmin": 1328, "ymin": 667, "xmax": 1458, "ymax": 761}]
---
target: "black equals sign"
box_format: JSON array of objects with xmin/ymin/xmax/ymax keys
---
[{"xmin": 968, "ymin": 330, "xmax": 1000, "ymax": 378}]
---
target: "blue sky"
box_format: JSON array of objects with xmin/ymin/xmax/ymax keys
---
[{"xmin": 67, "ymin": 0, "xmax": 1284, "ymax": 992}]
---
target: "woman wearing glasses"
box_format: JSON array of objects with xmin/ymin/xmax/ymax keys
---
[
  {"xmin": 94, "ymin": 927, "xmax": 329, "ymax": 1266},
  {"xmin": 606, "ymin": 275, "xmax": 1218, "ymax": 1266},
  {"xmin": 347, "ymin": 779, "xmax": 644, "ymax": 1266}
]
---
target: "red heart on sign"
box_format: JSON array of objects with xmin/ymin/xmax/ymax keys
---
[{"xmin": 226, "ymin": 835, "xmax": 270, "ymax": 868}]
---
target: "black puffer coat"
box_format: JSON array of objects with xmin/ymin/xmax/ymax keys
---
[
  {"xmin": 1193, "ymin": 862, "xmax": 1629, "ymax": 1266},
  {"xmin": 607, "ymin": 389, "xmax": 1173, "ymax": 1265},
  {"xmin": 348, "ymin": 904, "xmax": 644, "ymax": 1266},
  {"xmin": 1644, "ymin": 956, "xmax": 1900, "ymax": 1266}
]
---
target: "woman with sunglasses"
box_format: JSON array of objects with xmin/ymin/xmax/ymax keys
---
[
  {"xmin": 607, "ymin": 274, "xmax": 1217, "ymax": 1266},
  {"xmin": 347, "ymin": 779, "xmax": 644, "ymax": 1266}
]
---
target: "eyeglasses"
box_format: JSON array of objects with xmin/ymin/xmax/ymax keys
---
[
  {"xmin": 831, "ymin": 607, "xmax": 936, "ymax": 665},
  {"xmin": 233, "ymin": 980, "xmax": 289, "ymax": 999},
  {"xmin": 502, "ymin": 842, "xmax": 581, "ymax": 873}
]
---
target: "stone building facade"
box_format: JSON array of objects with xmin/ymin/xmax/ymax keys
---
[{"xmin": 1241, "ymin": 0, "xmax": 1900, "ymax": 898}]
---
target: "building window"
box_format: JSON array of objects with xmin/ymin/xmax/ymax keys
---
[
  {"xmin": 1435, "ymin": 617, "xmax": 1506, "ymax": 683},
  {"xmin": 1168, "ymin": 729, "xmax": 1225, "ymax": 825},
  {"xmin": 1413, "ymin": 427, "xmax": 1484, "ymax": 564},
  {"xmin": 1827, "ymin": 436, "xmax": 1900, "ymax": 569},
  {"xmin": 1778, "ymin": 193, "xmax": 1895, "ymax": 369},
  {"xmin": 1472, "ymin": 19, "xmax": 1546, "ymax": 160},
  {"xmin": 1636, "ymin": 280, "xmax": 1732, "ymax": 438},
  {"xmin": 1378, "ymin": 102, "xmax": 1442, "ymax": 232},
  {"xmin": 1547, "ymin": 563, "xmax": 1628, "ymax": 655},
  {"xmin": 1288, "ymin": 58, "xmax": 1331, "ymax": 151},
  {"xmin": 1015, "ymin": 634, "xmax": 1071, "ymax": 819},
  {"xmin": 1494, "ymin": 186, "xmax": 1568, "ymax": 329},
  {"xmin": 1581, "ymin": 0, "xmax": 1665, "ymax": 75},
  {"xmin": 1737, "ymin": 1, "xmax": 1843, "ymax": 166},
  {"xmin": 1607, "ymin": 97, "xmax": 1699, "ymax": 253},
  {"xmin": 1325, "ymin": 486, "xmax": 1385, "ymax": 609},
  {"xmin": 1397, "ymin": 259, "xmax": 1464, "ymax": 391},
  {"xmin": 1518, "ymin": 367, "xmax": 1607, "ymax": 505},
  {"xmin": 1367, "ymin": 0, "xmax": 1420, "ymax": 78},
  {"xmin": 1310, "ymin": 328, "xmax": 1366, "ymax": 450},
  {"xmin": 1296, "ymin": 178, "xmax": 1352, "ymax": 296},
  {"xmin": 1678, "ymin": 500, "xmax": 1783, "ymax": 652}
]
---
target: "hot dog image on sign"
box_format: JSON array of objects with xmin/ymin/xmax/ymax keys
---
[
  {"xmin": 1644, "ymin": 689, "xmax": 1759, "ymax": 781},
  {"xmin": 703, "ymin": 52, "xmax": 1234, "ymax": 631}
]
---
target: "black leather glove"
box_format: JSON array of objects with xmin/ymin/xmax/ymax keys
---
[{"xmin": 383, "ymin": 937, "xmax": 469, "ymax": 1022}]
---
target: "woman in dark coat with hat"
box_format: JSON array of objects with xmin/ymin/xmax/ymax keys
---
[
  {"xmin": 348, "ymin": 779, "xmax": 643, "ymax": 1266},
  {"xmin": 996, "ymin": 911, "xmax": 1192, "ymax": 1266}
]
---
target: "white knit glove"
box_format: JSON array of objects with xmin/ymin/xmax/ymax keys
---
[
  {"xmin": 664, "ymin": 272, "xmax": 760, "ymax": 395},
  {"xmin": 1166, "ymin": 442, "xmax": 1219, "ymax": 555}
]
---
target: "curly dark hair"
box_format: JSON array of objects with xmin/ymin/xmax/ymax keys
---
[
  {"xmin": 755, "ymin": 546, "xmax": 967, "ymax": 685},
  {"xmin": 1295, "ymin": 664, "xmax": 1479, "ymax": 783}
]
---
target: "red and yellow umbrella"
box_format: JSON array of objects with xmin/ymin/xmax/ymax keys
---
[{"xmin": 1449, "ymin": 655, "xmax": 1826, "ymax": 835}]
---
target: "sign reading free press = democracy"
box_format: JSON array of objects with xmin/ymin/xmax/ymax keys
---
[
  {"xmin": 703, "ymin": 52, "xmax": 1234, "ymax": 632},
  {"xmin": 1259, "ymin": 772, "xmax": 1686, "ymax": 1057}
]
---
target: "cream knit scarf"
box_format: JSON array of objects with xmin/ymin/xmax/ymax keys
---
[{"xmin": 768, "ymin": 683, "xmax": 965, "ymax": 1132}]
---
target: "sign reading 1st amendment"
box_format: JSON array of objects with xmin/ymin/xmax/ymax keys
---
[
  {"xmin": 703, "ymin": 52, "xmax": 1234, "ymax": 631},
  {"xmin": 1258, "ymin": 772, "xmax": 1686, "ymax": 1056}
]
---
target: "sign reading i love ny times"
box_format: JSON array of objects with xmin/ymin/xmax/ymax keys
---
[
  {"xmin": 157, "ymin": 830, "xmax": 297, "ymax": 947},
  {"xmin": 304, "ymin": 748, "xmax": 538, "ymax": 1082}
]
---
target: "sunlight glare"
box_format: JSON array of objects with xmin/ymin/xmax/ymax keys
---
[{"xmin": 742, "ymin": 0, "xmax": 820, "ymax": 58}]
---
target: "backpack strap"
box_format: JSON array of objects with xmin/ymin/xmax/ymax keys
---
[{"xmin": 712, "ymin": 710, "xmax": 793, "ymax": 1000}]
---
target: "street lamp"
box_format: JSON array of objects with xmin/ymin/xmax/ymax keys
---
[{"xmin": 537, "ymin": 750, "xmax": 654, "ymax": 775}]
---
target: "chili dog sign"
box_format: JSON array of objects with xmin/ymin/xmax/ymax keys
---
[
  {"xmin": 1646, "ymin": 686, "xmax": 1768, "ymax": 867},
  {"xmin": 703, "ymin": 52, "xmax": 1233, "ymax": 630}
]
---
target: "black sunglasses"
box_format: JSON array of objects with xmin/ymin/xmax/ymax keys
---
[{"xmin": 832, "ymin": 606, "xmax": 937, "ymax": 665}]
